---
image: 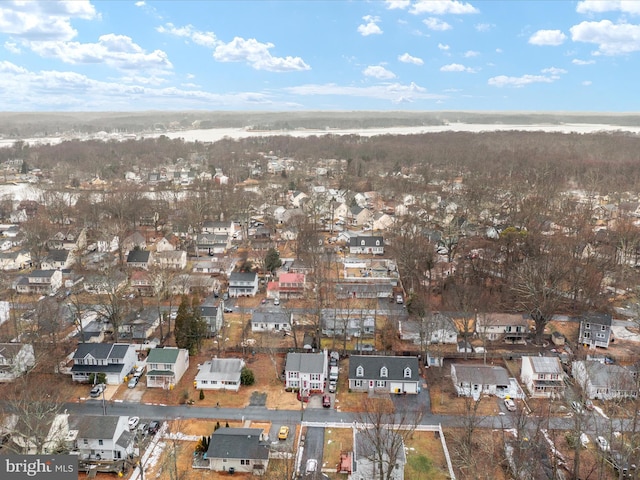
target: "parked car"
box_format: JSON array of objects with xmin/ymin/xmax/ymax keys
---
[
  {"xmin": 596, "ymin": 435, "xmax": 610, "ymax": 452},
  {"xmin": 306, "ymin": 459, "xmax": 317, "ymax": 474},
  {"xmin": 133, "ymin": 366, "xmax": 145, "ymax": 378},
  {"xmin": 278, "ymin": 426, "xmax": 289, "ymax": 440},
  {"xmin": 396, "ymin": 294, "xmax": 404, "ymax": 304},
  {"xmin": 571, "ymin": 401, "xmax": 584, "ymax": 414},
  {"xmin": 147, "ymin": 421, "xmax": 160, "ymax": 435},
  {"xmin": 137, "ymin": 423, "xmax": 148, "ymax": 436},
  {"xmin": 580, "ymin": 433, "xmax": 590, "ymax": 448},
  {"xmin": 128, "ymin": 416, "xmax": 140, "ymax": 431},
  {"xmin": 504, "ymin": 399, "xmax": 516, "ymax": 412},
  {"xmin": 89, "ymin": 383, "xmax": 106, "ymax": 398},
  {"xmin": 273, "ymin": 297, "xmax": 280, "ymax": 306},
  {"xmin": 322, "ymin": 395, "xmax": 331, "ymax": 408},
  {"xmin": 127, "ymin": 376, "xmax": 139, "ymax": 388},
  {"xmin": 584, "ymin": 399, "xmax": 595, "ymax": 411},
  {"xmin": 328, "ymin": 381, "xmax": 337, "ymax": 393}
]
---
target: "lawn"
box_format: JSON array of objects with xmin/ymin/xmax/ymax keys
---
[{"xmin": 404, "ymin": 430, "xmax": 452, "ymax": 480}]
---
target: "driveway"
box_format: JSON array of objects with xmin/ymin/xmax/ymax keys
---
[
  {"xmin": 390, "ymin": 384, "xmax": 431, "ymax": 416},
  {"xmin": 300, "ymin": 426, "xmax": 325, "ymax": 478}
]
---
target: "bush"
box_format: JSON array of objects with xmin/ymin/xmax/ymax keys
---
[
  {"xmin": 199, "ymin": 389, "xmax": 205, "ymax": 401},
  {"xmin": 241, "ymin": 367, "xmax": 255, "ymax": 386}
]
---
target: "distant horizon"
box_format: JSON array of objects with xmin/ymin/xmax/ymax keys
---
[{"xmin": 1, "ymin": 1, "xmax": 640, "ymax": 111}]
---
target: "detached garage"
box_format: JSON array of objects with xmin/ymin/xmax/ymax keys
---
[{"xmin": 348, "ymin": 355, "xmax": 421, "ymax": 394}]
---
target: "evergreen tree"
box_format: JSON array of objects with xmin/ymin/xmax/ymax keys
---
[
  {"xmin": 264, "ymin": 247, "xmax": 282, "ymax": 274},
  {"xmin": 173, "ymin": 295, "xmax": 190, "ymax": 349},
  {"xmin": 240, "ymin": 367, "xmax": 255, "ymax": 385},
  {"xmin": 189, "ymin": 297, "xmax": 207, "ymax": 355}
]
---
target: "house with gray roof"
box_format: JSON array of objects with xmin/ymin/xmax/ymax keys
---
[
  {"xmin": 206, "ymin": 427, "xmax": 269, "ymax": 474},
  {"xmin": 146, "ymin": 347, "xmax": 189, "ymax": 389},
  {"xmin": 251, "ymin": 307, "xmax": 292, "ymax": 333},
  {"xmin": 68, "ymin": 414, "xmax": 135, "ymax": 462},
  {"xmin": 572, "ymin": 360, "xmax": 637, "ymax": 400},
  {"xmin": 284, "ymin": 350, "xmax": 327, "ymax": 393},
  {"xmin": 521, "ymin": 356, "xmax": 565, "ymax": 398},
  {"xmin": 195, "ymin": 358, "xmax": 245, "ymax": 391},
  {"xmin": 228, "ymin": 271, "xmax": 258, "ymax": 297},
  {"xmin": 450, "ymin": 363, "xmax": 511, "ymax": 398},
  {"xmin": 119, "ymin": 307, "xmax": 161, "ymax": 341},
  {"xmin": 348, "ymin": 355, "xmax": 420, "ymax": 394},
  {"xmin": 126, "ymin": 249, "xmax": 152, "ymax": 269},
  {"xmin": 354, "ymin": 429, "xmax": 406, "ymax": 480},
  {"xmin": 199, "ymin": 304, "xmax": 224, "ymax": 337},
  {"xmin": 578, "ymin": 312, "xmax": 613, "ymax": 349},
  {"xmin": 321, "ymin": 309, "xmax": 375, "ymax": 338},
  {"xmin": 16, "ymin": 269, "xmax": 62, "ymax": 295},
  {"xmin": 348, "ymin": 235, "xmax": 384, "ymax": 255},
  {"xmin": 40, "ymin": 249, "xmax": 73, "ymax": 270},
  {"xmin": 70, "ymin": 343, "xmax": 138, "ymax": 384}
]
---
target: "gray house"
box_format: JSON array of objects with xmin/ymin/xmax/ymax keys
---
[
  {"xmin": 572, "ymin": 360, "xmax": 637, "ymax": 400},
  {"xmin": 228, "ymin": 272, "xmax": 259, "ymax": 297},
  {"xmin": 578, "ymin": 313, "xmax": 612, "ymax": 348},
  {"xmin": 199, "ymin": 304, "xmax": 224, "ymax": 336},
  {"xmin": 450, "ymin": 363, "xmax": 511, "ymax": 399},
  {"xmin": 251, "ymin": 307, "xmax": 292, "ymax": 333},
  {"xmin": 70, "ymin": 343, "xmax": 138, "ymax": 385},
  {"xmin": 68, "ymin": 415, "xmax": 134, "ymax": 462},
  {"xmin": 348, "ymin": 355, "xmax": 420, "ymax": 394},
  {"xmin": 206, "ymin": 428, "xmax": 269, "ymax": 474},
  {"xmin": 284, "ymin": 350, "xmax": 327, "ymax": 393},
  {"xmin": 321, "ymin": 309, "xmax": 375, "ymax": 338},
  {"xmin": 354, "ymin": 429, "xmax": 405, "ymax": 480}
]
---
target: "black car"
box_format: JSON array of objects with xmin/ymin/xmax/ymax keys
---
[{"xmin": 147, "ymin": 421, "xmax": 160, "ymax": 435}]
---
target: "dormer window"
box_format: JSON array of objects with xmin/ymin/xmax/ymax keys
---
[
  {"xmin": 376, "ymin": 240, "xmax": 380, "ymax": 246},
  {"xmin": 585, "ymin": 323, "xmax": 591, "ymax": 329},
  {"xmin": 403, "ymin": 367, "xmax": 412, "ymax": 378},
  {"xmin": 356, "ymin": 365, "xmax": 364, "ymax": 377},
  {"xmin": 380, "ymin": 366, "xmax": 388, "ymax": 378},
  {"xmin": 361, "ymin": 240, "xmax": 365, "ymax": 246}
]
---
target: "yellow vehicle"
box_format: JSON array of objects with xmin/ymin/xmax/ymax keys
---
[{"xmin": 278, "ymin": 425, "xmax": 289, "ymax": 440}]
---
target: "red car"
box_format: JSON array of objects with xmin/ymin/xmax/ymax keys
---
[{"xmin": 322, "ymin": 395, "xmax": 331, "ymax": 408}]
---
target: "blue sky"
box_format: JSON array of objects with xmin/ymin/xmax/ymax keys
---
[{"xmin": 0, "ymin": 0, "xmax": 639, "ymax": 112}]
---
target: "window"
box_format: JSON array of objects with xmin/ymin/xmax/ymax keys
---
[
  {"xmin": 356, "ymin": 365, "xmax": 364, "ymax": 377},
  {"xmin": 361, "ymin": 240, "xmax": 365, "ymax": 246},
  {"xmin": 585, "ymin": 323, "xmax": 591, "ymax": 329},
  {"xmin": 601, "ymin": 325, "xmax": 606, "ymax": 331},
  {"xmin": 98, "ymin": 440, "xmax": 103, "ymax": 446},
  {"xmin": 83, "ymin": 439, "xmax": 88, "ymax": 446},
  {"xmin": 355, "ymin": 380, "xmax": 362, "ymax": 387},
  {"xmin": 404, "ymin": 367, "xmax": 412, "ymax": 378},
  {"xmin": 596, "ymin": 333, "xmax": 605, "ymax": 338},
  {"xmin": 240, "ymin": 459, "xmax": 250, "ymax": 465},
  {"xmin": 380, "ymin": 366, "xmax": 388, "ymax": 378},
  {"xmin": 376, "ymin": 380, "xmax": 386, "ymax": 388}
]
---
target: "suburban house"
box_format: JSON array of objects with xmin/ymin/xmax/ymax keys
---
[
  {"xmin": 40, "ymin": 249, "xmax": 73, "ymax": 270},
  {"xmin": 228, "ymin": 272, "xmax": 259, "ymax": 297},
  {"xmin": 126, "ymin": 249, "xmax": 153, "ymax": 269},
  {"xmin": 335, "ymin": 282, "xmax": 394, "ymax": 299},
  {"xmin": 84, "ymin": 272, "xmax": 128, "ymax": 295},
  {"xmin": 154, "ymin": 236, "xmax": 176, "ymax": 252},
  {"xmin": 0, "ymin": 250, "xmax": 31, "ymax": 270},
  {"xmin": 578, "ymin": 313, "xmax": 613, "ymax": 349},
  {"xmin": 354, "ymin": 429, "xmax": 406, "ymax": 480},
  {"xmin": 476, "ymin": 313, "xmax": 530, "ymax": 343},
  {"xmin": 122, "ymin": 231, "xmax": 146, "ymax": 253},
  {"xmin": 348, "ymin": 355, "xmax": 421, "ymax": 394},
  {"xmin": 371, "ymin": 212, "xmax": 394, "ymax": 231},
  {"xmin": 199, "ymin": 304, "xmax": 224, "ymax": 337},
  {"xmin": 146, "ymin": 347, "xmax": 189, "ymax": 389},
  {"xmin": 251, "ymin": 307, "xmax": 292, "ymax": 333},
  {"xmin": 321, "ymin": 310, "xmax": 375, "ymax": 338},
  {"xmin": 70, "ymin": 343, "xmax": 138, "ymax": 385},
  {"xmin": 154, "ymin": 250, "xmax": 187, "ymax": 270},
  {"xmin": 520, "ymin": 356, "xmax": 565, "ymax": 398},
  {"xmin": 47, "ymin": 227, "xmax": 87, "ymax": 251},
  {"xmin": 206, "ymin": 427, "xmax": 269, "ymax": 474},
  {"xmin": 68, "ymin": 414, "xmax": 135, "ymax": 462},
  {"xmin": 348, "ymin": 236, "xmax": 384, "ymax": 255},
  {"xmin": 169, "ymin": 274, "xmax": 220, "ymax": 296},
  {"xmin": 129, "ymin": 270, "xmax": 157, "ymax": 297},
  {"xmin": 398, "ymin": 313, "xmax": 458, "ymax": 345},
  {"xmin": 450, "ymin": 363, "xmax": 511, "ymax": 398},
  {"xmin": 16, "ymin": 269, "xmax": 63, "ymax": 295},
  {"xmin": 194, "ymin": 358, "xmax": 245, "ymax": 391},
  {"xmin": 572, "ymin": 360, "xmax": 637, "ymax": 400},
  {"xmin": 268, "ymin": 272, "xmax": 305, "ymax": 299},
  {"xmin": 349, "ymin": 206, "xmax": 372, "ymax": 226},
  {"xmin": 195, "ymin": 233, "xmax": 231, "ymax": 256},
  {"xmin": 0, "ymin": 343, "xmax": 35, "ymax": 382},
  {"xmin": 119, "ymin": 308, "xmax": 161, "ymax": 341},
  {"xmin": 284, "ymin": 350, "xmax": 328, "ymax": 393},
  {"xmin": 202, "ymin": 220, "xmax": 234, "ymax": 237}
]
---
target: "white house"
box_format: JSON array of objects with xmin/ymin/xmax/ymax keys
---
[
  {"xmin": 348, "ymin": 236, "xmax": 384, "ymax": 255},
  {"xmin": 450, "ymin": 363, "xmax": 511, "ymax": 398},
  {"xmin": 16, "ymin": 269, "xmax": 62, "ymax": 295},
  {"xmin": 520, "ymin": 356, "xmax": 565, "ymax": 398},
  {"xmin": 195, "ymin": 358, "xmax": 245, "ymax": 391},
  {"xmin": 228, "ymin": 272, "xmax": 259, "ymax": 297},
  {"xmin": 348, "ymin": 355, "xmax": 421, "ymax": 395},
  {"xmin": 70, "ymin": 343, "xmax": 138, "ymax": 385},
  {"xmin": 146, "ymin": 347, "xmax": 189, "ymax": 389},
  {"xmin": 206, "ymin": 428, "xmax": 269, "ymax": 474},
  {"xmin": 68, "ymin": 415, "xmax": 135, "ymax": 462},
  {"xmin": 0, "ymin": 343, "xmax": 35, "ymax": 382},
  {"xmin": 284, "ymin": 350, "xmax": 327, "ymax": 393},
  {"xmin": 572, "ymin": 360, "xmax": 637, "ymax": 400}
]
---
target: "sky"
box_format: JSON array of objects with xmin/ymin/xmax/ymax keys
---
[{"xmin": 0, "ymin": 0, "xmax": 639, "ymax": 112}]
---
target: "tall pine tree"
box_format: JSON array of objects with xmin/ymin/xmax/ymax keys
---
[{"xmin": 173, "ymin": 296, "xmax": 190, "ymax": 349}]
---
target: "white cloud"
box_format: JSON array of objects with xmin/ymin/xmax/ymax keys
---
[
  {"xmin": 363, "ymin": 65, "xmax": 396, "ymax": 79},
  {"xmin": 570, "ymin": 20, "xmax": 640, "ymax": 55},
  {"xmin": 4, "ymin": 41, "xmax": 20, "ymax": 54},
  {"xmin": 542, "ymin": 67, "xmax": 567, "ymax": 75},
  {"xmin": 358, "ymin": 16, "xmax": 383, "ymax": 36},
  {"xmin": 438, "ymin": 43, "xmax": 450, "ymax": 50},
  {"xmin": 284, "ymin": 82, "xmax": 446, "ymax": 103},
  {"xmin": 572, "ymin": 58, "xmax": 596, "ymax": 65},
  {"xmin": 475, "ymin": 23, "xmax": 493, "ymax": 32},
  {"xmin": 398, "ymin": 52, "xmax": 424, "ymax": 65},
  {"xmin": 488, "ymin": 67, "xmax": 565, "ymax": 87},
  {"xmin": 440, "ymin": 63, "xmax": 476, "ymax": 72},
  {"xmin": 213, "ymin": 37, "xmax": 310, "ymax": 72},
  {"xmin": 0, "ymin": 1, "xmax": 97, "ymax": 42},
  {"xmin": 464, "ymin": 50, "xmax": 479, "ymax": 57},
  {"xmin": 135, "ymin": 1, "xmax": 146, "ymax": 6},
  {"xmin": 410, "ymin": 0, "xmax": 479, "ymax": 15},
  {"xmin": 156, "ymin": 23, "xmax": 218, "ymax": 48},
  {"xmin": 576, "ymin": 0, "xmax": 640, "ymax": 15},
  {"xmin": 29, "ymin": 34, "xmax": 173, "ymax": 74},
  {"xmin": 385, "ymin": 0, "xmax": 411, "ymax": 9},
  {"xmin": 529, "ymin": 29, "xmax": 567, "ymax": 46},
  {"xmin": 496, "ymin": 48, "xmax": 503, "ymax": 53},
  {"xmin": 423, "ymin": 17, "xmax": 452, "ymax": 31},
  {"xmin": 582, "ymin": 80, "xmax": 593, "ymax": 85}
]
